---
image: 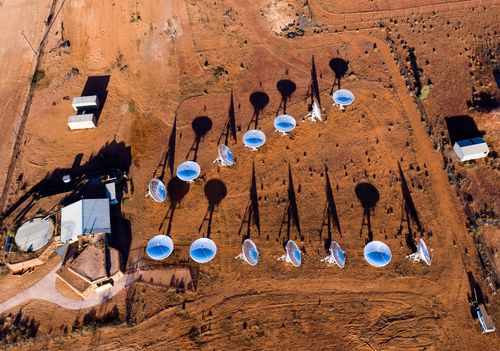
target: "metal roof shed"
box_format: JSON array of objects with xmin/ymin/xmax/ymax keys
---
[
  {"xmin": 60, "ymin": 199, "xmax": 111, "ymax": 243},
  {"xmin": 453, "ymin": 137, "xmax": 489, "ymax": 162},
  {"xmin": 72, "ymin": 95, "xmax": 100, "ymax": 111}
]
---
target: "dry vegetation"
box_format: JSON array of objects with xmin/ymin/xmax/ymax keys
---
[{"xmin": 0, "ymin": 0, "xmax": 498, "ymax": 350}]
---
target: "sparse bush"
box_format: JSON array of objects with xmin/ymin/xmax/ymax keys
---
[
  {"xmin": 128, "ymin": 100, "xmax": 137, "ymax": 114},
  {"xmin": 31, "ymin": 69, "xmax": 45, "ymax": 85},
  {"xmin": 213, "ymin": 66, "xmax": 226, "ymax": 80}
]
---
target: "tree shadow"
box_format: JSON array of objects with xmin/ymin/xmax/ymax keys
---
[
  {"xmin": 186, "ymin": 116, "xmax": 212, "ymax": 161},
  {"xmin": 1, "ymin": 140, "xmax": 131, "ymax": 223},
  {"xmin": 217, "ymin": 90, "xmax": 237, "ymax": 145},
  {"xmin": 307, "ymin": 55, "xmax": 322, "ymax": 107},
  {"xmin": 238, "ymin": 163, "xmax": 261, "ymax": 242},
  {"xmin": 153, "ymin": 116, "xmax": 177, "ymax": 181},
  {"xmin": 0, "ymin": 309, "xmax": 39, "ymax": 341},
  {"xmin": 407, "ymin": 47, "xmax": 422, "ymax": 96},
  {"xmin": 445, "ymin": 115, "xmax": 483, "ymax": 145},
  {"xmin": 467, "ymin": 271, "xmax": 486, "ymax": 318},
  {"xmin": 80, "ymin": 75, "xmax": 110, "ymax": 123},
  {"xmin": 320, "ymin": 164, "xmax": 342, "ymax": 253},
  {"xmin": 247, "ymin": 91, "xmax": 269, "ymax": 130},
  {"xmin": 199, "ymin": 179, "xmax": 227, "ymax": 238},
  {"xmin": 158, "ymin": 177, "xmax": 190, "ymax": 236},
  {"xmin": 329, "ymin": 58, "xmax": 349, "ymax": 92},
  {"xmin": 276, "ymin": 74, "xmax": 296, "ymax": 115},
  {"xmin": 355, "ymin": 182, "xmax": 380, "ymax": 243},
  {"xmin": 279, "ymin": 165, "xmax": 302, "ymax": 247},
  {"xmin": 397, "ymin": 163, "xmax": 423, "ymax": 253}
]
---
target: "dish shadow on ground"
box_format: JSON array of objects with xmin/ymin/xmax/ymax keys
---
[
  {"xmin": 320, "ymin": 164, "xmax": 342, "ymax": 253},
  {"xmin": 238, "ymin": 163, "xmax": 261, "ymax": 243},
  {"xmin": 186, "ymin": 116, "xmax": 212, "ymax": 162},
  {"xmin": 279, "ymin": 165, "xmax": 302, "ymax": 248},
  {"xmin": 355, "ymin": 182, "xmax": 380, "ymax": 244},
  {"xmin": 199, "ymin": 179, "xmax": 227, "ymax": 238},
  {"xmin": 247, "ymin": 91, "xmax": 269, "ymax": 130}
]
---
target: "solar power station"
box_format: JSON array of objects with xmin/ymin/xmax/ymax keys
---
[
  {"xmin": 305, "ymin": 99, "xmax": 322, "ymax": 121},
  {"xmin": 190, "ymin": 237, "xmax": 217, "ymax": 263},
  {"xmin": 322, "ymin": 241, "xmax": 346, "ymax": 268},
  {"xmin": 406, "ymin": 238, "xmax": 432, "ymax": 266},
  {"xmin": 364, "ymin": 241, "xmax": 392, "ymax": 267},
  {"xmin": 146, "ymin": 178, "xmax": 167, "ymax": 202},
  {"xmin": 243, "ymin": 129, "xmax": 266, "ymax": 150},
  {"xmin": 146, "ymin": 235, "xmax": 174, "ymax": 260},
  {"xmin": 214, "ymin": 144, "xmax": 235, "ymax": 167},
  {"xmin": 332, "ymin": 89, "xmax": 355, "ymax": 110},
  {"xmin": 235, "ymin": 238, "xmax": 259, "ymax": 266},
  {"xmin": 274, "ymin": 114, "xmax": 297, "ymax": 135},
  {"xmin": 176, "ymin": 161, "xmax": 201, "ymax": 182},
  {"xmin": 279, "ymin": 240, "xmax": 302, "ymax": 267}
]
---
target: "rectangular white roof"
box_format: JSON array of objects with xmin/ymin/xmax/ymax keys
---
[
  {"xmin": 60, "ymin": 199, "xmax": 111, "ymax": 243},
  {"xmin": 453, "ymin": 137, "xmax": 489, "ymax": 162},
  {"xmin": 72, "ymin": 95, "xmax": 100, "ymax": 111}
]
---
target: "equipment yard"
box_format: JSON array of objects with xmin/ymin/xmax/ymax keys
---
[{"xmin": 0, "ymin": 0, "xmax": 498, "ymax": 350}]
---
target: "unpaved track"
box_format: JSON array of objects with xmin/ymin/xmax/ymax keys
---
[{"xmin": 0, "ymin": 263, "xmax": 126, "ymax": 312}]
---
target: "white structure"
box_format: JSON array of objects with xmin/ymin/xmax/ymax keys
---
[
  {"xmin": 305, "ymin": 99, "xmax": 323, "ymax": 121},
  {"xmin": 105, "ymin": 182, "xmax": 118, "ymax": 205},
  {"xmin": 214, "ymin": 144, "xmax": 235, "ymax": 167},
  {"xmin": 453, "ymin": 137, "xmax": 489, "ymax": 162},
  {"xmin": 406, "ymin": 238, "xmax": 431, "ymax": 266},
  {"xmin": 60, "ymin": 199, "xmax": 111, "ymax": 243},
  {"xmin": 67, "ymin": 113, "xmax": 97, "ymax": 130},
  {"xmin": 72, "ymin": 95, "xmax": 100, "ymax": 111},
  {"xmin": 15, "ymin": 218, "xmax": 54, "ymax": 252}
]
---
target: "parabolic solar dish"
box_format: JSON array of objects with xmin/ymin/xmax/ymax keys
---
[
  {"xmin": 148, "ymin": 178, "xmax": 167, "ymax": 202},
  {"xmin": 274, "ymin": 114, "xmax": 297, "ymax": 134},
  {"xmin": 217, "ymin": 144, "xmax": 235, "ymax": 166},
  {"xmin": 146, "ymin": 235, "xmax": 174, "ymax": 260},
  {"xmin": 332, "ymin": 89, "xmax": 355, "ymax": 106},
  {"xmin": 190, "ymin": 238, "xmax": 217, "ymax": 263},
  {"xmin": 329, "ymin": 241, "xmax": 346, "ymax": 268},
  {"xmin": 176, "ymin": 161, "xmax": 201, "ymax": 182},
  {"xmin": 417, "ymin": 238, "xmax": 431, "ymax": 266},
  {"xmin": 364, "ymin": 241, "xmax": 392, "ymax": 267},
  {"xmin": 243, "ymin": 130, "xmax": 266, "ymax": 150},
  {"xmin": 286, "ymin": 240, "xmax": 302, "ymax": 267},
  {"xmin": 242, "ymin": 239, "xmax": 259, "ymax": 266}
]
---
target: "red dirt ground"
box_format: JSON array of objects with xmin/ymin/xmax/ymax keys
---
[{"xmin": 0, "ymin": 0, "xmax": 498, "ymax": 350}]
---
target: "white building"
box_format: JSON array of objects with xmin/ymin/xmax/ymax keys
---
[
  {"xmin": 453, "ymin": 137, "xmax": 489, "ymax": 162},
  {"xmin": 67, "ymin": 113, "xmax": 97, "ymax": 130},
  {"xmin": 71, "ymin": 95, "xmax": 100, "ymax": 111},
  {"xmin": 60, "ymin": 199, "xmax": 111, "ymax": 243}
]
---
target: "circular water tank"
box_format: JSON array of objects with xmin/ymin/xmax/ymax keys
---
[
  {"xmin": 364, "ymin": 241, "xmax": 392, "ymax": 267},
  {"xmin": 62, "ymin": 174, "xmax": 71, "ymax": 184},
  {"xmin": 190, "ymin": 238, "xmax": 217, "ymax": 263},
  {"xmin": 146, "ymin": 235, "xmax": 174, "ymax": 260},
  {"xmin": 15, "ymin": 218, "xmax": 54, "ymax": 252},
  {"xmin": 242, "ymin": 239, "xmax": 259, "ymax": 266},
  {"xmin": 176, "ymin": 161, "xmax": 201, "ymax": 182},
  {"xmin": 274, "ymin": 115, "xmax": 297, "ymax": 134},
  {"xmin": 243, "ymin": 130, "xmax": 266, "ymax": 150},
  {"xmin": 332, "ymin": 89, "xmax": 355, "ymax": 106}
]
